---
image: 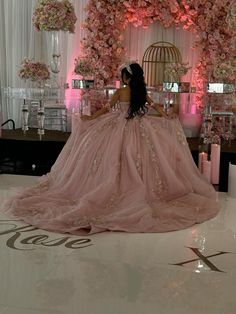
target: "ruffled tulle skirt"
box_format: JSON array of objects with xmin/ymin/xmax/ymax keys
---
[{"xmin": 1, "ymin": 107, "xmax": 220, "ymax": 234}]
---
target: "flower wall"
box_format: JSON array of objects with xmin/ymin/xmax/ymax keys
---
[
  {"xmin": 81, "ymin": 0, "xmax": 236, "ymax": 107},
  {"xmin": 81, "ymin": 0, "xmax": 126, "ymax": 87}
]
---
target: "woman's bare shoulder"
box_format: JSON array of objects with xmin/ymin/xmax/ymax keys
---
[
  {"xmin": 119, "ymin": 86, "xmax": 130, "ymax": 97},
  {"xmin": 118, "ymin": 86, "xmax": 130, "ymax": 102}
]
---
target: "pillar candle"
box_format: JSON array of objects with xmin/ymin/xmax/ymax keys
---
[
  {"xmin": 203, "ymin": 160, "xmax": 211, "ymax": 183},
  {"xmin": 198, "ymin": 152, "xmax": 208, "ymax": 173},
  {"xmin": 211, "ymin": 144, "xmax": 221, "ymax": 184},
  {"xmin": 115, "ymin": 80, "xmax": 120, "ymax": 89},
  {"xmin": 228, "ymin": 163, "xmax": 236, "ymax": 198}
]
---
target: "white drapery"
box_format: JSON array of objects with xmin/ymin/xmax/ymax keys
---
[{"xmin": 0, "ymin": 0, "xmax": 199, "ymax": 127}]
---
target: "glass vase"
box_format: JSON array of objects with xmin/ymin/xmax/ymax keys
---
[
  {"xmin": 37, "ymin": 100, "xmax": 45, "ymax": 140},
  {"xmin": 21, "ymin": 99, "xmax": 29, "ymax": 134},
  {"xmin": 50, "ymin": 31, "xmax": 61, "ymax": 87}
]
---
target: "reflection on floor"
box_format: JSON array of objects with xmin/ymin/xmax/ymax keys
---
[{"xmin": 0, "ymin": 174, "xmax": 236, "ymax": 314}]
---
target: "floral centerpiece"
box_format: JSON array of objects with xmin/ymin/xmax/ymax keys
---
[
  {"xmin": 74, "ymin": 57, "xmax": 94, "ymax": 77},
  {"xmin": 32, "ymin": 0, "xmax": 77, "ymax": 33},
  {"xmin": 18, "ymin": 59, "xmax": 50, "ymax": 81},
  {"xmin": 164, "ymin": 62, "xmax": 190, "ymax": 81}
]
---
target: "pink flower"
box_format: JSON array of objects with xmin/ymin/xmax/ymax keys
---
[
  {"xmin": 18, "ymin": 59, "xmax": 50, "ymax": 81},
  {"xmin": 220, "ymin": 53, "xmax": 226, "ymax": 59},
  {"xmin": 93, "ymin": 20, "xmax": 100, "ymax": 27},
  {"xmin": 116, "ymin": 47, "xmax": 122, "ymax": 54},
  {"xmin": 32, "ymin": 0, "xmax": 77, "ymax": 33}
]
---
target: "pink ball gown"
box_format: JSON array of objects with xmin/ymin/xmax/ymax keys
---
[{"xmin": 2, "ymin": 102, "xmax": 219, "ymax": 235}]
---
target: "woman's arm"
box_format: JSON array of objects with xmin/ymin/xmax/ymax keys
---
[
  {"xmin": 81, "ymin": 90, "xmax": 120, "ymax": 120},
  {"xmin": 172, "ymin": 103, "xmax": 179, "ymax": 117},
  {"xmin": 146, "ymin": 95, "xmax": 168, "ymax": 118},
  {"xmin": 109, "ymin": 89, "xmax": 120, "ymax": 108}
]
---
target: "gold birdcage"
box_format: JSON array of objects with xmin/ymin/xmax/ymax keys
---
[{"xmin": 142, "ymin": 41, "xmax": 182, "ymax": 87}]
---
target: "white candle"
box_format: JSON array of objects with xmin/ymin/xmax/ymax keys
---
[
  {"xmin": 115, "ymin": 80, "xmax": 120, "ymax": 89},
  {"xmin": 211, "ymin": 144, "xmax": 221, "ymax": 184},
  {"xmin": 198, "ymin": 152, "xmax": 208, "ymax": 173},
  {"xmin": 203, "ymin": 160, "xmax": 211, "ymax": 183},
  {"xmin": 228, "ymin": 163, "xmax": 236, "ymax": 198}
]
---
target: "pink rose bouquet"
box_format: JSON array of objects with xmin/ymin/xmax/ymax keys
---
[
  {"xmin": 32, "ymin": 0, "xmax": 77, "ymax": 33},
  {"xmin": 18, "ymin": 59, "xmax": 50, "ymax": 81},
  {"xmin": 164, "ymin": 62, "xmax": 190, "ymax": 81}
]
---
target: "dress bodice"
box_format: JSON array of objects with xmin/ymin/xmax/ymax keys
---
[{"xmin": 112, "ymin": 101, "xmax": 130, "ymax": 113}]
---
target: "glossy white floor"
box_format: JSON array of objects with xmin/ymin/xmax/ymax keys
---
[{"xmin": 0, "ymin": 174, "xmax": 235, "ymax": 314}]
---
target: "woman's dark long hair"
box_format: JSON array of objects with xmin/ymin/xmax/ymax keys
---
[{"xmin": 121, "ymin": 63, "xmax": 148, "ymax": 119}]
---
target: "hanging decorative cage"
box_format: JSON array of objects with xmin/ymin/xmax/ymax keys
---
[{"xmin": 142, "ymin": 41, "xmax": 182, "ymax": 87}]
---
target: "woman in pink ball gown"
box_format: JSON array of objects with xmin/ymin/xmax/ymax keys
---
[{"xmin": 2, "ymin": 63, "xmax": 219, "ymax": 235}]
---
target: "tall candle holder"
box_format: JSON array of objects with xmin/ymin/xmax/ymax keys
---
[
  {"xmin": 204, "ymin": 82, "xmax": 235, "ymax": 144},
  {"xmin": 37, "ymin": 99, "xmax": 45, "ymax": 140},
  {"xmin": 162, "ymin": 82, "xmax": 173, "ymax": 115},
  {"xmin": 21, "ymin": 99, "xmax": 29, "ymax": 134},
  {"xmin": 200, "ymin": 104, "xmax": 212, "ymax": 142},
  {"xmin": 3, "ymin": 85, "xmax": 65, "ymax": 139},
  {"xmin": 50, "ymin": 31, "xmax": 61, "ymax": 88}
]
